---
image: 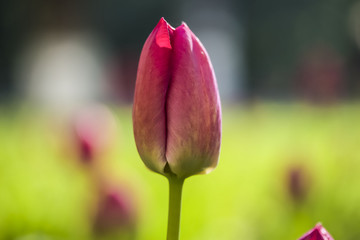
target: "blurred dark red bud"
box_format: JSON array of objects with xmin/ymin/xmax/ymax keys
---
[
  {"xmin": 287, "ymin": 165, "xmax": 308, "ymax": 203},
  {"xmin": 76, "ymin": 133, "xmax": 94, "ymax": 163},
  {"xmin": 72, "ymin": 105, "xmax": 117, "ymax": 164},
  {"xmin": 299, "ymin": 223, "xmax": 334, "ymax": 240},
  {"xmin": 94, "ymin": 189, "xmax": 136, "ymax": 233}
]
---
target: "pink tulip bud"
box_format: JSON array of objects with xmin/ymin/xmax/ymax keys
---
[
  {"xmin": 299, "ymin": 223, "xmax": 334, "ymax": 240},
  {"xmin": 93, "ymin": 188, "xmax": 137, "ymax": 234},
  {"xmin": 286, "ymin": 164, "xmax": 309, "ymax": 203},
  {"xmin": 73, "ymin": 105, "xmax": 117, "ymax": 164},
  {"xmin": 133, "ymin": 18, "xmax": 221, "ymax": 178}
]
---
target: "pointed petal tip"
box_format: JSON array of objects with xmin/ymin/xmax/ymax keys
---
[
  {"xmin": 181, "ymin": 21, "xmax": 188, "ymax": 27},
  {"xmin": 175, "ymin": 21, "xmax": 190, "ymax": 31},
  {"xmin": 155, "ymin": 18, "xmax": 172, "ymax": 49},
  {"xmin": 159, "ymin": 17, "xmax": 167, "ymax": 25},
  {"xmin": 315, "ymin": 223, "xmax": 323, "ymax": 228},
  {"xmin": 158, "ymin": 17, "xmax": 175, "ymax": 30},
  {"xmin": 155, "ymin": 17, "xmax": 169, "ymax": 29}
]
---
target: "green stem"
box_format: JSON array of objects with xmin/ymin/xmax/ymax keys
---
[{"xmin": 166, "ymin": 176, "xmax": 185, "ymax": 240}]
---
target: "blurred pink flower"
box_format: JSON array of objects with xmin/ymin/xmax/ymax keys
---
[
  {"xmin": 299, "ymin": 223, "xmax": 334, "ymax": 240},
  {"xmin": 72, "ymin": 105, "xmax": 117, "ymax": 164},
  {"xmin": 133, "ymin": 18, "xmax": 221, "ymax": 178},
  {"xmin": 93, "ymin": 188, "xmax": 137, "ymax": 233},
  {"xmin": 286, "ymin": 164, "xmax": 310, "ymax": 203}
]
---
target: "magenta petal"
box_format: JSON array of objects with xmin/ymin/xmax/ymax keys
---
[
  {"xmin": 299, "ymin": 223, "xmax": 334, "ymax": 240},
  {"xmin": 133, "ymin": 18, "xmax": 173, "ymax": 173},
  {"xmin": 155, "ymin": 18, "xmax": 173, "ymax": 49},
  {"xmin": 165, "ymin": 23, "xmax": 221, "ymax": 178}
]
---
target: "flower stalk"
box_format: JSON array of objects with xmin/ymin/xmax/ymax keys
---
[{"xmin": 166, "ymin": 175, "xmax": 185, "ymax": 240}]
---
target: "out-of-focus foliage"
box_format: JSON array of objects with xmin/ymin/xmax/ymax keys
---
[{"xmin": 1, "ymin": 103, "xmax": 360, "ymax": 240}]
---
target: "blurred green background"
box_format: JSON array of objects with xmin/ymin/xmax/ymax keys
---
[
  {"xmin": 1, "ymin": 104, "xmax": 360, "ymax": 239},
  {"xmin": 1, "ymin": 0, "xmax": 360, "ymax": 239}
]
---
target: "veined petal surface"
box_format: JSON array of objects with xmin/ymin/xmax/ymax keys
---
[
  {"xmin": 133, "ymin": 18, "xmax": 173, "ymax": 174},
  {"xmin": 165, "ymin": 23, "xmax": 221, "ymax": 178}
]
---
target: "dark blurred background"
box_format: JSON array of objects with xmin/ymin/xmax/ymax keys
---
[{"xmin": 1, "ymin": 0, "xmax": 360, "ymax": 105}]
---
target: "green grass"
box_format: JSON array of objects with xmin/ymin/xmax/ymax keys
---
[{"xmin": 1, "ymin": 102, "xmax": 360, "ymax": 240}]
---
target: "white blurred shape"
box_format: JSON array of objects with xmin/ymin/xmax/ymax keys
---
[
  {"xmin": 15, "ymin": 33, "xmax": 107, "ymax": 112},
  {"xmin": 198, "ymin": 29, "xmax": 243, "ymax": 101},
  {"xmin": 181, "ymin": 2, "xmax": 245, "ymax": 102},
  {"xmin": 349, "ymin": 1, "xmax": 360, "ymax": 50}
]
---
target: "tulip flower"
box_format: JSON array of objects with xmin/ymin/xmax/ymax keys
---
[
  {"xmin": 133, "ymin": 18, "xmax": 221, "ymax": 240},
  {"xmin": 299, "ymin": 223, "xmax": 334, "ymax": 240},
  {"xmin": 133, "ymin": 17, "xmax": 221, "ymax": 178}
]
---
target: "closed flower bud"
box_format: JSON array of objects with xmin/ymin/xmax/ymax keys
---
[
  {"xmin": 286, "ymin": 164, "xmax": 309, "ymax": 203},
  {"xmin": 93, "ymin": 188, "xmax": 137, "ymax": 234},
  {"xmin": 133, "ymin": 18, "xmax": 221, "ymax": 179},
  {"xmin": 73, "ymin": 105, "xmax": 117, "ymax": 164},
  {"xmin": 299, "ymin": 223, "xmax": 334, "ymax": 240}
]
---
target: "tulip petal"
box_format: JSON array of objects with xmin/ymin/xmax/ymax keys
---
[
  {"xmin": 165, "ymin": 23, "xmax": 221, "ymax": 178},
  {"xmin": 133, "ymin": 18, "xmax": 173, "ymax": 174},
  {"xmin": 299, "ymin": 223, "xmax": 334, "ymax": 240}
]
